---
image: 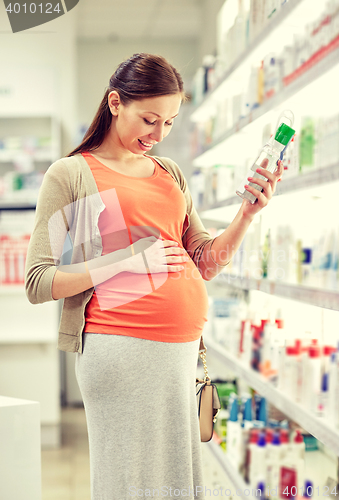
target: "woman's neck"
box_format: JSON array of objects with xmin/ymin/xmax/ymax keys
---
[{"xmin": 95, "ymin": 125, "xmax": 139, "ymax": 164}]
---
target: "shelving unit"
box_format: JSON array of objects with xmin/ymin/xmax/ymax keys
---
[
  {"xmin": 0, "ymin": 202, "xmax": 36, "ymax": 211},
  {"xmin": 192, "ymin": 0, "xmax": 339, "ymax": 492},
  {"xmin": 206, "ymin": 439, "xmax": 254, "ymax": 500},
  {"xmin": 214, "ymin": 274, "xmax": 339, "ymax": 311},
  {"xmin": 0, "ymin": 114, "xmax": 60, "ymax": 207},
  {"xmin": 193, "ymin": 45, "xmax": 339, "ymax": 166},
  {"xmin": 0, "ymin": 114, "xmax": 61, "ymax": 447},
  {"xmin": 192, "ymin": 0, "xmax": 304, "ymax": 119},
  {"xmin": 206, "ymin": 337, "xmax": 339, "ymax": 456},
  {"xmin": 197, "ymin": 161, "xmax": 339, "ymax": 212}
]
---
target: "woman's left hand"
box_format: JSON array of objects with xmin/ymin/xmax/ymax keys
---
[{"xmin": 241, "ymin": 159, "xmax": 284, "ymax": 219}]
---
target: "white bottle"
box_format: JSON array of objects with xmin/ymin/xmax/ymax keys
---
[
  {"xmin": 241, "ymin": 318, "xmax": 253, "ymax": 367},
  {"xmin": 279, "ymin": 450, "xmax": 304, "ymax": 498},
  {"xmin": 284, "ymin": 346, "xmax": 298, "ymax": 402},
  {"xmin": 262, "ymin": 318, "xmax": 277, "ymax": 370},
  {"xmin": 227, "ymin": 397, "xmax": 243, "ymax": 471},
  {"xmin": 273, "ymin": 318, "xmax": 286, "ymax": 376},
  {"xmin": 300, "ymin": 342, "xmax": 311, "ymax": 407},
  {"xmin": 292, "ymin": 429, "xmax": 305, "ymax": 460},
  {"xmin": 306, "ymin": 345, "xmax": 322, "ymax": 413},
  {"xmin": 249, "ymin": 433, "xmax": 267, "ymax": 489},
  {"xmin": 237, "ymin": 122, "xmax": 295, "ymax": 204},
  {"xmin": 327, "ymin": 351, "xmax": 338, "ymax": 426},
  {"xmin": 279, "ymin": 429, "xmax": 290, "ymax": 461},
  {"xmin": 266, "ymin": 432, "xmax": 282, "ymax": 500}
]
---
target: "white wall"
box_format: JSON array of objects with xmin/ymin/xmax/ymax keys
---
[
  {"xmin": 77, "ymin": 39, "xmax": 199, "ymax": 126},
  {"xmin": 0, "ymin": 5, "xmax": 78, "ymax": 156},
  {"xmin": 198, "ymin": 0, "xmax": 225, "ymax": 62}
]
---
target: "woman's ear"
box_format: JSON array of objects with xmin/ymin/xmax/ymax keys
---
[{"xmin": 108, "ymin": 91, "xmax": 120, "ymax": 116}]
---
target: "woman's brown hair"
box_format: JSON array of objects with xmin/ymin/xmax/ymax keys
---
[{"xmin": 67, "ymin": 53, "xmax": 185, "ymax": 157}]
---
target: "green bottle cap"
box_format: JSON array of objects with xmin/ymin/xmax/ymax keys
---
[{"xmin": 274, "ymin": 123, "xmax": 295, "ymax": 145}]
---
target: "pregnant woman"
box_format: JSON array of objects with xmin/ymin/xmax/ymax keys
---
[{"xmin": 25, "ymin": 53, "xmax": 283, "ymax": 499}]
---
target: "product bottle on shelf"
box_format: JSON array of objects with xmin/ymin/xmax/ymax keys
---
[
  {"xmin": 236, "ymin": 111, "xmax": 295, "ymax": 204},
  {"xmin": 306, "ymin": 344, "xmax": 322, "ymax": 414},
  {"xmin": 249, "ymin": 432, "xmax": 267, "ymax": 489},
  {"xmin": 317, "ymin": 372, "xmax": 329, "ymax": 417},
  {"xmin": 279, "ymin": 437, "xmax": 305, "ymax": 498},
  {"xmin": 245, "ymin": 428, "xmax": 260, "ymax": 483},
  {"xmin": 266, "ymin": 431, "xmax": 282, "ymax": 500},
  {"xmin": 226, "ymin": 397, "xmax": 243, "ymax": 471},
  {"xmin": 284, "ymin": 346, "xmax": 298, "ymax": 402},
  {"xmin": 292, "ymin": 430, "xmax": 305, "ymax": 461},
  {"xmin": 327, "ymin": 350, "xmax": 338, "ymax": 426},
  {"xmin": 279, "ymin": 428, "xmax": 290, "ymax": 460}
]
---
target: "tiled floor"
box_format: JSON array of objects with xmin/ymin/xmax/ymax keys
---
[{"xmin": 41, "ymin": 407, "xmax": 231, "ymax": 499}]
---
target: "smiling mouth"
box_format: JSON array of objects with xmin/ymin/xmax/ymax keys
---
[{"xmin": 138, "ymin": 139, "xmax": 154, "ymax": 147}]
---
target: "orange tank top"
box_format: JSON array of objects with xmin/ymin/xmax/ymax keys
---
[{"xmin": 83, "ymin": 152, "xmax": 209, "ymax": 343}]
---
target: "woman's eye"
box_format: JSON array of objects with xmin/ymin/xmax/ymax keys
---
[
  {"xmin": 144, "ymin": 118, "xmax": 156, "ymax": 125},
  {"xmin": 166, "ymin": 122, "xmax": 173, "ymax": 126}
]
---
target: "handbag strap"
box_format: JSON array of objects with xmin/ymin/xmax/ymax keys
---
[{"xmin": 198, "ymin": 335, "xmax": 210, "ymax": 382}]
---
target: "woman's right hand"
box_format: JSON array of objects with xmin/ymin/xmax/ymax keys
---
[{"xmin": 124, "ymin": 236, "xmax": 189, "ymax": 274}]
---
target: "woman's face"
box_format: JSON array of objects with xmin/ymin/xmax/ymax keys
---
[{"xmin": 109, "ymin": 92, "xmax": 182, "ymax": 155}]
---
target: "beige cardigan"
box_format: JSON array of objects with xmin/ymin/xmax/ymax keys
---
[{"xmin": 25, "ymin": 153, "xmax": 217, "ymax": 353}]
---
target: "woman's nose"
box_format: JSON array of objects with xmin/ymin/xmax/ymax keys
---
[{"xmin": 149, "ymin": 124, "xmax": 164, "ymax": 143}]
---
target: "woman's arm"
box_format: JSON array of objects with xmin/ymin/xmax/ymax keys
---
[
  {"xmin": 51, "ymin": 248, "xmax": 130, "ymax": 299},
  {"xmin": 199, "ymin": 204, "xmax": 254, "ymax": 280}
]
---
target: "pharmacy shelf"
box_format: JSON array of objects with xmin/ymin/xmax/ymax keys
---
[
  {"xmin": 0, "ymin": 150, "xmax": 54, "ymax": 162},
  {"xmin": 205, "ymin": 337, "xmax": 339, "ymax": 456},
  {"xmin": 191, "ymin": 0, "xmax": 304, "ymax": 121},
  {"xmin": 206, "ymin": 439, "xmax": 256, "ymax": 500},
  {"xmin": 0, "ymin": 285, "xmax": 26, "ymax": 294},
  {"xmin": 0, "ymin": 202, "xmax": 36, "ymax": 211},
  {"xmin": 214, "ymin": 274, "xmax": 339, "ymax": 311},
  {"xmin": 193, "ymin": 44, "xmax": 339, "ymax": 164},
  {"xmin": 197, "ymin": 162, "xmax": 339, "ymax": 212}
]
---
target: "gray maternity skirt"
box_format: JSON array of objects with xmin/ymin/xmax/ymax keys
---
[{"xmin": 75, "ymin": 332, "xmax": 205, "ymax": 500}]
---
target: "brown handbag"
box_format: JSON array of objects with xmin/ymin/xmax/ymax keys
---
[{"xmin": 196, "ymin": 336, "xmax": 221, "ymax": 442}]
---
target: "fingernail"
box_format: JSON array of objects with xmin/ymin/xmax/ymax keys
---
[
  {"xmin": 248, "ymin": 177, "xmax": 253, "ymax": 181},
  {"xmin": 244, "ymin": 184, "xmax": 249, "ymax": 189},
  {"xmin": 256, "ymin": 168, "xmax": 261, "ymax": 173}
]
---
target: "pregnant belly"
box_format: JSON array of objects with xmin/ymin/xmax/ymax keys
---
[{"xmin": 85, "ymin": 258, "xmax": 210, "ymax": 341}]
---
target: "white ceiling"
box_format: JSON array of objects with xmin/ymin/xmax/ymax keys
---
[{"xmin": 76, "ymin": 0, "xmax": 202, "ymax": 41}]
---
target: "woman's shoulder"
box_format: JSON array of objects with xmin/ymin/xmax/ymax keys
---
[
  {"xmin": 152, "ymin": 155, "xmax": 186, "ymax": 186},
  {"xmin": 46, "ymin": 154, "xmax": 83, "ymax": 175}
]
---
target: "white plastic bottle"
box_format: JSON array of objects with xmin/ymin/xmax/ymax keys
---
[
  {"xmin": 236, "ymin": 117, "xmax": 295, "ymax": 204},
  {"xmin": 327, "ymin": 351, "xmax": 338, "ymax": 426},
  {"xmin": 249, "ymin": 433, "xmax": 267, "ymax": 489},
  {"xmin": 284, "ymin": 346, "xmax": 298, "ymax": 402},
  {"xmin": 279, "ymin": 437, "xmax": 305, "ymax": 497},
  {"xmin": 306, "ymin": 344, "xmax": 322, "ymax": 413},
  {"xmin": 279, "ymin": 429, "xmax": 290, "ymax": 460},
  {"xmin": 227, "ymin": 397, "xmax": 243, "ymax": 471},
  {"xmin": 300, "ymin": 341, "xmax": 311, "ymax": 407},
  {"xmin": 266, "ymin": 432, "xmax": 282, "ymax": 500},
  {"xmin": 240, "ymin": 317, "xmax": 253, "ymax": 367},
  {"xmin": 292, "ymin": 429, "xmax": 305, "ymax": 460},
  {"xmin": 245, "ymin": 428, "xmax": 260, "ymax": 483},
  {"xmin": 279, "ymin": 455, "xmax": 304, "ymax": 499}
]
